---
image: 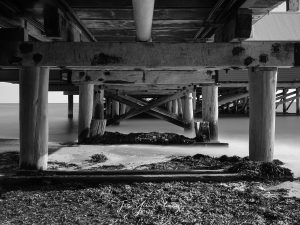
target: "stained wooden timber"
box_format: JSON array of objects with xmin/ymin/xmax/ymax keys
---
[
  {"xmin": 1, "ymin": 42, "xmax": 299, "ymax": 69},
  {"xmin": 202, "ymin": 86, "xmax": 219, "ymax": 141},
  {"xmin": 78, "ymin": 84, "xmax": 93, "ymax": 143},
  {"xmin": 106, "ymin": 93, "xmax": 188, "ymax": 128},
  {"xmin": 249, "ymin": 67, "xmax": 277, "ymax": 162},
  {"xmin": 74, "ymin": 8, "xmax": 210, "ymax": 20},
  {"xmin": 19, "ymin": 67, "xmax": 49, "ymax": 170},
  {"xmin": 65, "ymin": 0, "xmax": 216, "ymax": 8},
  {"xmin": 287, "ymin": 0, "xmax": 300, "ymax": 11},
  {"xmin": 72, "ymin": 70, "xmax": 213, "ymax": 85}
]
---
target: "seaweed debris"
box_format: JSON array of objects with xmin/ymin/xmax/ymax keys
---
[{"xmin": 85, "ymin": 131, "xmax": 196, "ymax": 145}]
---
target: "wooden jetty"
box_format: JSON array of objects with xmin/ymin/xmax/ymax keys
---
[{"xmin": 0, "ymin": 0, "xmax": 299, "ymax": 170}]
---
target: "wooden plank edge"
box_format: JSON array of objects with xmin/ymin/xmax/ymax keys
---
[{"xmin": 0, "ymin": 174, "xmax": 245, "ymax": 185}]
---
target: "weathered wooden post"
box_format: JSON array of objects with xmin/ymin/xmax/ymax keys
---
[
  {"xmin": 68, "ymin": 95, "xmax": 73, "ymax": 119},
  {"xmin": 19, "ymin": 67, "xmax": 49, "ymax": 170},
  {"xmin": 120, "ymin": 103, "xmax": 127, "ymax": 115},
  {"xmin": 112, "ymin": 100, "xmax": 120, "ymax": 125},
  {"xmin": 167, "ymin": 101, "xmax": 172, "ymax": 113},
  {"xmin": 172, "ymin": 99, "xmax": 178, "ymax": 115},
  {"xmin": 106, "ymin": 98, "xmax": 112, "ymax": 118},
  {"xmin": 194, "ymin": 121, "xmax": 210, "ymax": 142},
  {"xmin": 132, "ymin": 0, "xmax": 155, "ymax": 41},
  {"xmin": 183, "ymin": 92, "xmax": 194, "ymax": 131},
  {"xmin": 90, "ymin": 89, "xmax": 106, "ymax": 137},
  {"xmin": 296, "ymin": 88, "xmax": 300, "ymax": 115},
  {"xmin": 202, "ymin": 85, "xmax": 218, "ymax": 142},
  {"xmin": 249, "ymin": 67, "xmax": 277, "ymax": 162},
  {"xmin": 282, "ymin": 88, "xmax": 287, "ymax": 114},
  {"xmin": 177, "ymin": 98, "xmax": 183, "ymax": 118},
  {"xmin": 78, "ymin": 83, "xmax": 93, "ymax": 143},
  {"xmin": 192, "ymin": 91, "xmax": 197, "ymax": 111}
]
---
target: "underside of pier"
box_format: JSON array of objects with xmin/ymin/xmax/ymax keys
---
[{"xmin": 0, "ymin": 0, "xmax": 299, "ymax": 170}]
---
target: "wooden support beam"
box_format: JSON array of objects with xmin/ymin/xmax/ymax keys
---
[
  {"xmin": 90, "ymin": 89, "xmax": 106, "ymax": 137},
  {"xmin": 132, "ymin": 0, "xmax": 154, "ymax": 41},
  {"xmin": 107, "ymin": 91, "xmax": 187, "ymax": 127},
  {"xmin": 287, "ymin": 0, "xmax": 300, "ymax": 11},
  {"xmin": 172, "ymin": 99, "xmax": 178, "ymax": 115},
  {"xmin": 215, "ymin": 9, "xmax": 252, "ymax": 42},
  {"xmin": 167, "ymin": 101, "xmax": 173, "ymax": 113},
  {"xmin": 192, "ymin": 91, "xmax": 197, "ymax": 111},
  {"xmin": 106, "ymin": 98, "xmax": 112, "ymax": 118},
  {"xmin": 93, "ymin": 89, "xmax": 105, "ymax": 120},
  {"xmin": 78, "ymin": 84, "xmax": 93, "ymax": 143},
  {"xmin": 183, "ymin": 92, "xmax": 194, "ymax": 131},
  {"xmin": 19, "ymin": 67, "xmax": 49, "ymax": 170},
  {"xmin": 202, "ymin": 86, "xmax": 219, "ymax": 142},
  {"xmin": 72, "ymin": 70, "xmax": 213, "ymax": 85},
  {"xmin": 68, "ymin": 95, "xmax": 73, "ymax": 119},
  {"xmin": 1, "ymin": 42, "xmax": 299, "ymax": 68},
  {"xmin": 112, "ymin": 100, "xmax": 120, "ymax": 125},
  {"xmin": 282, "ymin": 88, "xmax": 288, "ymax": 113},
  {"xmin": 249, "ymin": 67, "xmax": 277, "ymax": 162},
  {"xmin": 178, "ymin": 98, "xmax": 183, "ymax": 117},
  {"xmin": 120, "ymin": 103, "xmax": 126, "ymax": 115}
]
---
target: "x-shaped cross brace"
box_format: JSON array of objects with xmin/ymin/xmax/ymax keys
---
[{"xmin": 105, "ymin": 90, "xmax": 190, "ymax": 128}]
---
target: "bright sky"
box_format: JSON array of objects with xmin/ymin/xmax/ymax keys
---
[{"xmin": 0, "ymin": 2, "xmax": 294, "ymax": 103}]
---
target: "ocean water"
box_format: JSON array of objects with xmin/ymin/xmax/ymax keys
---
[{"xmin": 0, "ymin": 103, "xmax": 299, "ymax": 176}]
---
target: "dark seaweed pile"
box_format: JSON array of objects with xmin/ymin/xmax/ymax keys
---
[
  {"xmin": 1, "ymin": 181, "xmax": 299, "ymax": 225},
  {"xmin": 86, "ymin": 132, "xmax": 196, "ymax": 145},
  {"xmin": 227, "ymin": 161, "xmax": 294, "ymax": 180}
]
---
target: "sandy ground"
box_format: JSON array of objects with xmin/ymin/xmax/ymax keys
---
[{"xmin": 1, "ymin": 138, "xmax": 300, "ymax": 198}]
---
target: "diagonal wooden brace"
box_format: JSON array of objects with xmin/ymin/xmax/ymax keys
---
[{"xmin": 105, "ymin": 91, "xmax": 189, "ymax": 128}]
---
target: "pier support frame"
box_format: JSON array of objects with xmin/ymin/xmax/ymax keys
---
[
  {"xmin": 183, "ymin": 92, "xmax": 194, "ymax": 131},
  {"xmin": 19, "ymin": 67, "xmax": 49, "ymax": 170},
  {"xmin": 78, "ymin": 83, "xmax": 93, "ymax": 143},
  {"xmin": 112, "ymin": 100, "xmax": 120, "ymax": 125},
  {"xmin": 68, "ymin": 95, "xmax": 73, "ymax": 119},
  {"xmin": 248, "ymin": 67, "xmax": 277, "ymax": 162},
  {"xmin": 202, "ymin": 85, "xmax": 219, "ymax": 142},
  {"xmin": 172, "ymin": 99, "xmax": 178, "ymax": 115}
]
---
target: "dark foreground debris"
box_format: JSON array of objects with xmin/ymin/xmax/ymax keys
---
[
  {"xmin": 0, "ymin": 181, "xmax": 300, "ymax": 225},
  {"xmin": 0, "ymin": 152, "xmax": 299, "ymax": 224}
]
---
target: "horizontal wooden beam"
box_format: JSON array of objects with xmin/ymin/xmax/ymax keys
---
[
  {"xmin": 72, "ymin": 70, "xmax": 213, "ymax": 84},
  {"xmin": 1, "ymin": 41, "xmax": 299, "ymax": 69}
]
